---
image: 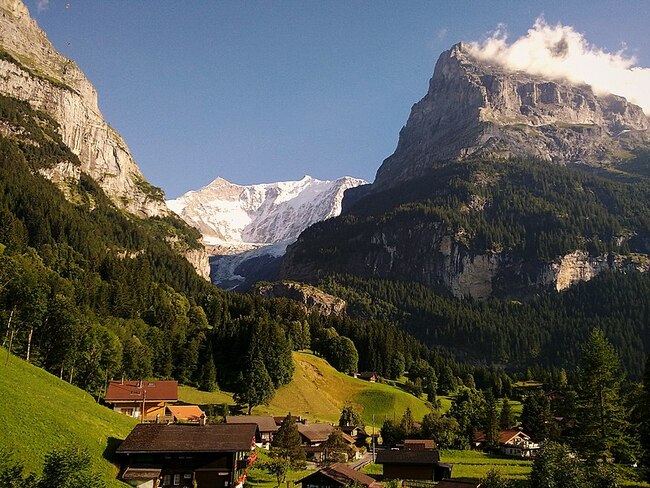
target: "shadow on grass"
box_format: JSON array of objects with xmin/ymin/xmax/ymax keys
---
[{"xmin": 103, "ymin": 436, "xmax": 123, "ymax": 464}]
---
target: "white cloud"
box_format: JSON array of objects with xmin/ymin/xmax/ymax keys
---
[
  {"xmin": 36, "ymin": 0, "xmax": 49, "ymax": 13},
  {"xmin": 437, "ymin": 28, "xmax": 448, "ymax": 41},
  {"xmin": 467, "ymin": 18, "xmax": 650, "ymax": 114}
]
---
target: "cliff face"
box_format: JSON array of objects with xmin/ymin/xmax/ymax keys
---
[
  {"xmin": 281, "ymin": 43, "xmax": 650, "ymax": 299},
  {"xmin": 0, "ymin": 0, "xmax": 167, "ymax": 218},
  {"xmin": 374, "ymin": 43, "xmax": 650, "ymax": 191},
  {"xmin": 256, "ymin": 281, "xmax": 346, "ymax": 316}
]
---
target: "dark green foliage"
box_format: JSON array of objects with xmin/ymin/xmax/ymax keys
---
[
  {"xmin": 448, "ymin": 388, "xmax": 486, "ymax": 445},
  {"xmin": 380, "ymin": 419, "xmax": 406, "ymax": 448},
  {"xmin": 321, "ymin": 429, "xmax": 354, "ymax": 464},
  {"xmin": 339, "ymin": 403, "xmax": 364, "ymax": 429},
  {"xmin": 499, "ymin": 398, "xmax": 515, "ymax": 431},
  {"xmin": 420, "ymin": 412, "xmax": 462, "ymax": 449},
  {"xmin": 271, "ymin": 414, "xmax": 306, "ymax": 467},
  {"xmin": 483, "ymin": 391, "xmax": 499, "ymax": 448},
  {"xmin": 574, "ymin": 328, "xmax": 631, "ymax": 461},
  {"xmin": 521, "ymin": 393, "xmax": 553, "ymax": 442},
  {"xmin": 38, "ymin": 446, "xmax": 104, "ymax": 488},
  {"xmin": 198, "ymin": 350, "xmax": 218, "ymax": 392},
  {"xmin": 312, "ymin": 327, "xmax": 359, "ymax": 374},
  {"xmin": 233, "ymin": 357, "xmax": 275, "ymax": 415},
  {"xmin": 481, "ymin": 469, "xmax": 513, "ymax": 488}
]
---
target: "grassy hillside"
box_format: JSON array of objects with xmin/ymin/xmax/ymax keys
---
[
  {"xmin": 179, "ymin": 352, "xmax": 432, "ymax": 427},
  {"xmin": 0, "ymin": 352, "xmax": 136, "ymax": 487},
  {"xmin": 256, "ymin": 352, "xmax": 432, "ymax": 426}
]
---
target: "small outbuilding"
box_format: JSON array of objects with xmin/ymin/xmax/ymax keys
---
[
  {"xmin": 375, "ymin": 449, "xmax": 451, "ymax": 481},
  {"xmin": 297, "ymin": 463, "xmax": 380, "ymax": 488}
]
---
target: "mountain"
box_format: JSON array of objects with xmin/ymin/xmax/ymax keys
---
[
  {"xmin": 281, "ymin": 43, "xmax": 650, "ymax": 299},
  {"xmin": 168, "ymin": 175, "xmax": 367, "ymax": 289},
  {"xmin": 0, "ymin": 0, "xmax": 209, "ymax": 278}
]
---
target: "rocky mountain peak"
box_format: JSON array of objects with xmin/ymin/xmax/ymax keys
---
[{"xmin": 373, "ymin": 42, "xmax": 650, "ymax": 190}]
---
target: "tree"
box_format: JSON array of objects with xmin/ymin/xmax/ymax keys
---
[
  {"xmin": 481, "ymin": 468, "xmax": 512, "ymax": 488},
  {"xmin": 499, "ymin": 398, "xmax": 515, "ymax": 431},
  {"xmin": 0, "ymin": 448, "xmax": 35, "ymax": 488},
  {"xmin": 400, "ymin": 407, "xmax": 415, "ymax": 437},
  {"xmin": 271, "ymin": 414, "xmax": 306, "ymax": 467},
  {"xmin": 437, "ymin": 365, "xmax": 458, "ymax": 395},
  {"xmin": 575, "ymin": 328, "xmax": 629, "ymax": 461},
  {"xmin": 262, "ymin": 459, "xmax": 289, "ymax": 487},
  {"xmin": 233, "ymin": 356, "xmax": 275, "ymax": 415},
  {"xmin": 339, "ymin": 403, "xmax": 364, "ymax": 429},
  {"xmin": 521, "ymin": 393, "xmax": 552, "ymax": 442},
  {"xmin": 199, "ymin": 353, "xmax": 218, "ymax": 392},
  {"xmin": 640, "ymin": 356, "xmax": 650, "ymax": 481},
  {"xmin": 321, "ymin": 429, "xmax": 354, "ymax": 464},
  {"xmin": 483, "ymin": 391, "xmax": 499, "ymax": 449},
  {"xmin": 39, "ymin": 446, "xmax": 105, "ymax": 488},
  {"xmin": 388, "ymin": 352, "xmax": 405, "ymax": 380},
  {"xmin": 380, "ymin": 420, "xmax": 406, "ymax": 448},
  {"xmin": 421, "ymin": 412, "xmax": 462, "ymax": 449},
  {"xmin": 449, "ymin": 388, "xmax": 486, "ymax": 443}
]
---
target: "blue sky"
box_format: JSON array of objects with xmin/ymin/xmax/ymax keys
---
[{"xmin": 32, "ymin": 1, "xmax": 650, "ymax": 198}]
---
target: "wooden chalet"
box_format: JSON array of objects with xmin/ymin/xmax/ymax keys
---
[
  {"xmin": 105, "ymin": 380, "xmax": 178, "ymax": 421},
  {"xmin": 375, "ymin": 449, "xmax": 451, "ymax": 481},
  {"xmin": 298, "ymin": 463, "xmax": 381, "ymax": 488},
  {"xmin": 116, "ymin": 423, "xmax": 258, "ymax": 488},
  {"xmin": 165, "ymin": 405, "xmax": 206, "ymax": 424},
  {"xmin": 297, "ymin": 423, "xmax": 359, "ymax": 462},
  {"xmin": 226, "ymin": 415, "xmax": 279, "ymax": 446},
  {"xmin": 357, "ymin": 372, "xmax": 379, "ymax": 382},
  {"xmin": 473, "ymin": 430, "xmax": 540, "ymax": 458},
  {"xmin": 401, "ymin": 439, "xmax": 436, "ymax": 451}
]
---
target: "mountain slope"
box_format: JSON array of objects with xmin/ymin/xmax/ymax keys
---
[
  {"xmin": 281, "ymin": 43, "xmax": 650, "ymax": 299},
  {"xmin": 168, "ymin": 175, "xmax": 366, "ymax": 289},
  {"xmin": 0, "ymin": 353, "xmax": 135, "ymax": 486}
]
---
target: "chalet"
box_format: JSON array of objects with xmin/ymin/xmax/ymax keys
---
[
  {"xmin": 105, "ymin": 380, "xmax": 178, "ymax": 421},
  {"xmin": 401, "ymin": 439, "xmax": 436, "ymax": 451},
  {"xmin": 226, "ymin": 416, "xmax": 278, "ymax": 447},
  {"xmin": 473, "ymin": 430, "xmax": 540, "ymax": 458},
  {"xmin": 297, "ymin": 423, "xmax": 359, "ymax": 462},
  {"xmin": 116, "ymin": 423, "xmax": 257, "ymax": 488},
  {"xmin": 298, "ymin": 463, "xmax": 381, "ymax": 488},
  {"xmin": 340, "ymin": 424, "xmax": 368, "ymax": 446},
  {"xmin": 165, "ymin": 405, "xmax": 206, "ymax": 424},
  {"xmin": 357, "ymin": 372, "xmax": 379, "ymax": 382},
  {"xmin": 375, "ymin": 449, "xmax": 451, "ymax": 481}
]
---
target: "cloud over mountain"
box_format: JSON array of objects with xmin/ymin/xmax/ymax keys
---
[{"xmin": 468, "ymin": 18, "xmax": 650, "ymax": 114}]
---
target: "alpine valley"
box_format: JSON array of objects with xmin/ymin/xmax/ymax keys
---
[{"xmin": 2, "ymin": 1, "xmax": 650, "ymax": 485}]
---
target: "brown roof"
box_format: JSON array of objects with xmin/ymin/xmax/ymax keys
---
[
  {"xmin": 105, "ymin": 380, "xmax": 178, "ymax": 402},
  {"xmin": 121, "ymin": 467, "xmax": 162, "ymax": 480},
  {"xmin": 358, "ymin": 372, "xmax": 378, "ymax": 379},
  {"xmin": 403, "ymin": 439, "xmax": 436, "ymax": 450},
  {"xmin": 167, "ymin": 405, "xmax": 205, "ymax": 421},
  {"xmin": 473, "ymin": 430, "xmax": 528, "ymax": 445},
  {"xmin": 435, "ymin": 481, "xmax": 480, "ymax": 488},
  {"xmin": 227, "ymin": 415, "xmax": 278, "ymax": 433},
  {"xmin": 297, "ymin": 423, "xmax": 336, "ymax": 443},
  {"xmin": 375, "ymin": 449, "xmax": 440, "ymax": 464},
  {"xmin": 298, "ymin": 463, "xmax": 379, "ymax": 488},
  {"xmin": 116, "ymin": 423, "xmax": 257, "ymax": 454}
]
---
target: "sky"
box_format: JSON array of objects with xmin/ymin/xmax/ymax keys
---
[{"xmin": 31, "ymin": 1, "xmax": 650, "ymax": 199}]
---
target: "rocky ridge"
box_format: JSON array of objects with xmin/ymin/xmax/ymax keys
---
[
  {"xmin": 374, "ymin": 43, "xmax": 650, "ymax": 191},
  {"xmin": 0, "ymin": 0, "xmax": 167, "ymax": 218}
]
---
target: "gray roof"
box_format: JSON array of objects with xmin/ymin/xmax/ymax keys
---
[
  {"xmin": 116, "ymin": 423, "xmax": 257, "ymax": 454},
  {"xmin": 226, "ymin": 415, "xmax": 279, "ymax": 433},
  {"xmin": 375, "ymin": 449, "xmax": 441, "ymax": 464},
  {"xmin": 298, "ymin": 463, "xmax": 379, "ymax": 488},
  {"xmin": 297, "ymin": 423, "xmax": 335, "ymax": 443}
]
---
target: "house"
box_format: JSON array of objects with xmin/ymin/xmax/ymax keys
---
[
  {"xmin": 473, "ymin": 430, "xmax": 540, "ymax": 458},
  {"xmin": 340, "ymin": 424, "xmax": 368, "ymax": 446},
  {"xmin": 357, "ymin": 372, "xmax": 379, "ymax": 382},
  {"xmin": 297, "ymin": 423, "xmax": 359, "ymax": 462},
  {"xmin": 105, "ymin": 380, "xmax": 178, "ymax": 421},
  {"xmin": 116, "ymin": 423, "xmax": 257, "ymax": 488},
  {"xmin": 226, "ymin": 416, "xmax": 278, "ymax": 447},
  {"xmin": 375, "ymin": 449, "xmax": 451, "ymax": 481},
  {"xmin": 165, "ymin": 405, "xmax": 206, "ymax": 424},
  {"xmin": 401, "ymin": 439, "xmax": 436, "ymax": 451},
  {"xmin": 298, "ymin": 463, "xmax": 381, "ymax": 488}
]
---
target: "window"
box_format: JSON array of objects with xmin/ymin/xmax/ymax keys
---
[
  {"xmin": 163, "ymin": 475, "xmax": 171, "ymax": 486},
  {"xmin": 173, "ymin": 474, "xmax": 181, "ymax": 485}
]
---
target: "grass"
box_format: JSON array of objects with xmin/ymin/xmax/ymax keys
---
[
  {"xmin": 178, "ymin": 384, "xmax": 234, "ymax": 405},
  {"xmin": 440, "ymin": 450, "xmax": 532, "ymax": 482},
  {"xmin": 255, "ymin": 352, "xmax": 433, "ymax": 428},
  {"xmin": 245, "ymin": 448, "xmax": 314, "ymax": 488},
  {"xmin": 0, "ymin": 351, "xmax": 136, "ymax": 486}
]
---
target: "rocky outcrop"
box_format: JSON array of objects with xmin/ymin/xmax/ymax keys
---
[
  {"xmin": 373, "ymin": 43, "xmax": 650, "ymax": 191},
  {"xmin": 182, "ymin": 248, "xmax": 211, "ymax": 282},
  {"xmin": 256, "ymin": 281, "xmax": 346, "ymax": 316},
  {"xmin": 0, "ymin": 0, "xmax": 167, "ymax": 218}
]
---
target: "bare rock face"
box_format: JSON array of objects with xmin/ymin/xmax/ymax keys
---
[
  {"xmin": 256, "ymin": 281, "xmax": 346, "ymax": 316},
  {"xmin": 0, "ymin": 0, "xmax": 167, "ymax": 218},
  {"xmin": 374, "ymin": 43, "xmax": 650, "ymax": 191}
]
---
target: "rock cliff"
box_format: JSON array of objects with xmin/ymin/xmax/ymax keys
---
[
  {"xmin": 374, "ymin": 43, "xmax": 650, "ymax": 191},
  {"xmin": 0, "ymin": 0, "xmax": 167, "ymax": 218},
  {"xmin": 255, "ymin": 281, "xmax": 346, "ymax": 316}
]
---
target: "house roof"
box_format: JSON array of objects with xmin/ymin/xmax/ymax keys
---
[
  {"xmin": 116, "ymin": 423, "xmax": 257, "ymax": 454},
  {"xmin": 167, "ymin": 405, "xmax": 205, "ymax": 421},
  {"xmin": 375, "ymin": 449, "xmax": 441, "ymax": 465},
  {"xmin": 473, "ymin": 430, "xmax": 529, "ymax": 445},
  {"xmin": 227, "ymin": 415, "xmax": 278, "ymax": 433},
  {"xmin": 358, "ymin": 372, "xmax": 378, "ymax": 379},
  {"xmin": 298, "ymin": 463, "xmax": 379, "ymax": 488},
  {"xmin": 297, "ymin": 423, "xmax": 335, "ymax": 443},
  {"xmin": 435, "ymin": 481, "xmax": 480, "ymax": 488},
  {"xmin": 403, "ymin": 439, "xmax": 436, "ymax": 450},
  {"xmin": 121, "ymin": 467, "xmax": 162, "ymax": 480},
  {"xmin": 105, "ymin": 380, "xmax": 178, "ymax": 402}
]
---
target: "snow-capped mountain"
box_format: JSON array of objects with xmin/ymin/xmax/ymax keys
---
[{"xmin": 167, "ymin": 175, "xmax": 367, "ymax": 289}]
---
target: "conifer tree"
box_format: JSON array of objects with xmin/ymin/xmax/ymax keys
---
[
  {"xmin": 271, "ymin": 414, "xmax": 305, "ymax": 467},
  {"xmin": 339, "ymin": 403, "xmax": 365, "ymax": 429},
  {"xmin": 499, "ymin": 398, "xmax": 515, "ymax": 431},
  {"xmin": 233, "ymin": 356, "xmax": 274, "ymax": 415}
]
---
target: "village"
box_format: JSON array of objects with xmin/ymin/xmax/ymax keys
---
[{"xmin": 105, "ymin": 374, "xmax": 543, "ymax": 488}]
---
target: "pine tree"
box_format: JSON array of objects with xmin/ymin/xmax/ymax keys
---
[
  {"xmin": 199, "ymin": 353, "xmax": 218, "ymax": 392},
  {"xmin": 499, "ymin": 398, "xmax": 515, "ymax": 431},
  {"xmin": 233, "ymin": 356, "xmax": 275, "ymax": 415},
  {"xmin": 575, "ymin": 328, "xmax": 629, "ymax": 461},
  {"xmin": 484, "ymin": 391, "xmax": 499, "ymax": 448},
  {"xmin": 271, "ymin": 414, "xmax": 305, "ymax": 467},
  {"xmin": 400, "ymin": 407, "xmax": 415, "ymax": 437},
  {"xmin": 339, "ymin": 403, "xmax": 365, "ymax": 429}
]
